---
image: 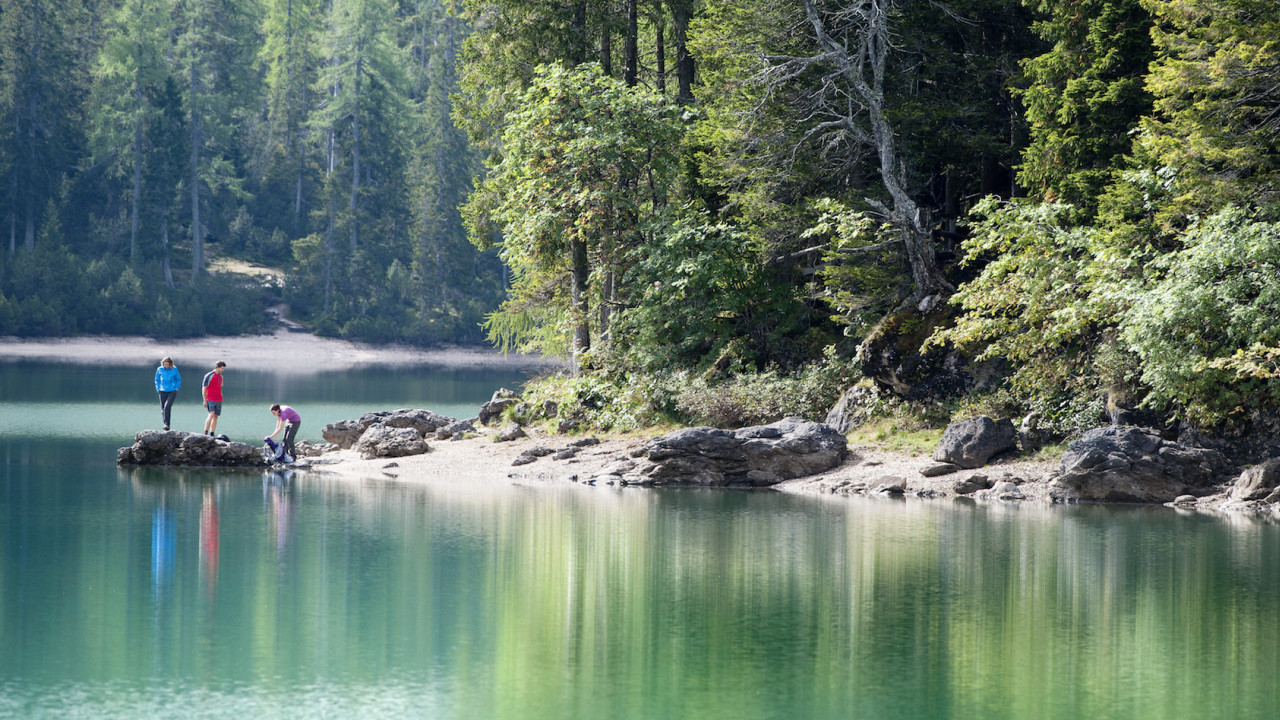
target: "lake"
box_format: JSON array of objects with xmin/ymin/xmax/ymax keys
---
[{"xmin": 3, "ymin": 360, "xmax": 1280, "ymax": 718}]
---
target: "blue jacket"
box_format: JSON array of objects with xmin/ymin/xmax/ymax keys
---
[{"xmin": 156, "ymin": 366, "xmax": 182, "ymax": 393}]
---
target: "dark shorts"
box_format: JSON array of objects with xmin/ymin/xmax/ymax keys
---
[{"xmin": 206, "ymin": 401, "xmax": 222, "ymax": 415}]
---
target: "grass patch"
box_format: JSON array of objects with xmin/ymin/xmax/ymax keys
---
[
  {"xmin": 848, "ymin": 418, "xmax": 944, "ymax": 457},
  {"xmin": 1025, "ymin": 441, "xmax": 1068, "ymax": 463}
]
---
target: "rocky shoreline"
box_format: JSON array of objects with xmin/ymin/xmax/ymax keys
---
[{"xmin": 116, "ymin": 390, "xmax": 1280, "ymax": 519}]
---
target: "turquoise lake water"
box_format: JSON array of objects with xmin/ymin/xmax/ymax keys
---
[{"xmin": 3, "ymin": 360, "xmax": 1280, "ymax": 718}]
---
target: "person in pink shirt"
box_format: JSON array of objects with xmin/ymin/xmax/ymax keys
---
[{"xmin": 268, "ymin": 403, "xmax": 301, "ymax": 461}]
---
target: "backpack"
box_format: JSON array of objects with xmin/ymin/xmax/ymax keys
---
[{"xmin": 263, "ymin": 436, "xmax": 293, "ymax": 464}]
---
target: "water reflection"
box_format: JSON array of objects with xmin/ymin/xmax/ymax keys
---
[
  {"xmin": 5, "ymin": 465, "xmax": 1280, "ymax": 718},
  {"xmin": 201, "ymin": 487, "xmax": 220, "ymax": 598}
]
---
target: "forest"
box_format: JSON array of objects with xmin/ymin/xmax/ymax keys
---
[{"xmin": 2, "ymin": 0, "xmax": 1278, "ymax": 437}]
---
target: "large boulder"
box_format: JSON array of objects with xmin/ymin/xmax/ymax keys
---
[
  {"xmin": 606, "ymin": 417, "xmax": 846, "ymax": 487},
  {"xmin": 825, "ymin": 385, "xmax": 875, "ymax": 433},
  {"xmin": 1230, "ymin": 458, "xmax": 1280, "ymax": 501},
  {"xmin": 1051, "ymin": 426, "xmax": 1230, "ymax": 503},
  {"xmin": 117, "ymin": 430, "xmax": 268, "ymax": 467},
  {"xmin": 322, "ymin": 408, "xmax": 455, "ymax": 448},
  {"xmin": 933, "ymin": 416, "xmax": 1017, "ymax": 469},
  {"xmin": 478, "ymin": 389, "xmax": 520, "ymax": 426},
  {"xmin": 355, "ymin": 423, "xmax": 428, "ymax": 459}
]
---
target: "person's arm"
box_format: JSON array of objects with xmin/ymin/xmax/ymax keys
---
[
  {"xmin": 155, "ymin": 368, "xmax": 162, "ymax": 393},
  {"xmin": 269, "ymin": 415, "xmax": 285, "ymax": 439},
  {"xmin": 202, "ymin": 378, "xmax": 209, "ymax": 407}
]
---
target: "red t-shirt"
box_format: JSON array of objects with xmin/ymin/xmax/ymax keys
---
[{"xmin": 203, "ymin": 371, "xmax": 224, "ymax": 402}]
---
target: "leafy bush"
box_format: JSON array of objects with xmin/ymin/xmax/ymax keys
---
[
  {"xmin": 671, "ymin": 364, "xmax": 852, "ymax": 427},
  {"xmin": 1121, "ymin": 207, "xmax": 1280, "ymax": 423}
]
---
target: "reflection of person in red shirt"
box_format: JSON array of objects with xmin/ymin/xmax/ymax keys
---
[
  {"xmin": 202, "ymin": 361, "xmax": 226, "ymax": 437},
  {"xmin": 200, "ymin": 487, "xmax": 219, "ymax": 595}
]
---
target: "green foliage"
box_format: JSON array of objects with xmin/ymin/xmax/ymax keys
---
[
  {"xmin": 808, "ymin": 199, "xmax": 906, "ymax": 338},
  {"xmin": 929, "ymin": 198, "xmax": 1102, "ymax": 396},
  {"xmin": 670, "ymin": 361, "xmax": 857, "ymax": 428},
  {"xmin": 618, "ymin": 219, "xmax": 793, "ymax": 371},
  {"xmin": 1121, "ymin": 208, "xmax": 1280, "ymax": 422},
  {"xmin": 1136, "ymin": 0, "xmax": 1280, "ymax": 222},
  {"xmin": 1017, "ymin": 0, "xmax": 1154, "ymax": 215},
  {"xmin": 464, "ymin": 63, "xmax": 685, "ymax": 357}
]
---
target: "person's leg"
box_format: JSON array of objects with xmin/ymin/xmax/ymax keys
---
[
  {"xmin": 159, "ymin": 391, "xmax": 175, "ymax": 429},
  {"xmin": 210, "ymin": 405, "xmax": 219, "ymax": 436},
  {"xmin": 204, "ymin": 408, "xmax": 214, "ymax": 434},
  {"xmin": 283, "ymin": 422, "xmax": 299, "ymax": 459}
]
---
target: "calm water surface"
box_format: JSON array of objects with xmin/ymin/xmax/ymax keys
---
[{"xmin": 3, "ymin": 362, "xmax": 1280, "ymax": 718}]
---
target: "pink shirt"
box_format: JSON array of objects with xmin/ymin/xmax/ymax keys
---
[{"xmin": 279, "ymin": 406, "xmax": 301, "ymax": 423}]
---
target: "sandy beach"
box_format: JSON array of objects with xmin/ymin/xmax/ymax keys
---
[{"xmin": 0, "ymin": 329, "xmax": 560, "ymax": 372}]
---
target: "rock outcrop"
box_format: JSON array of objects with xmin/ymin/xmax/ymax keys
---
[
  {"xmin": 1050, "ymin": 426, "xmax": 1231, "ymax": 503},
  {"xmin": 1229, "ymin": 458, "xmax": 1280, "ymax": 502},
  {"xmin": 118, "ymin": 430, "xmax": 268, "ymax": 467},
  {"xmin": 322, "ymin": 409, "xmax": 455, "ymax": 449},
  {"xmin": 587, "ymin": 417, "xmax": 846, "ymax": 487},
  {"xmin": 355, "ymin": 424, "xmax": 428, "ymax": 459},
  {"xmin": 478, "ymin": 389, "xmax": 519, "ymax": 426},
  {"xmin": 435, "ymin": 418, "xmax": 476, "ymax": 441},
  {"xmin": 933, "ymin": 416, "xmax": 1018, "ymax": 469}
]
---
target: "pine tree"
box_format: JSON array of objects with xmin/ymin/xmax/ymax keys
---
[
  {"xmin": 1017, "ymin": 0, "xmax": 1154, "ymax": 216},
  {"xmin": 87, "ymin": 0, "xmax": 172, "ymax": 264},
  {"xmin": 0, "ymin": 0, "xmax": 87, "ymax": 254}
]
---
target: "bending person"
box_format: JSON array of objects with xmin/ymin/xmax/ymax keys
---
[{"xmin": 268, "ymin": 403, "xmax": 301, "ymax": 461}]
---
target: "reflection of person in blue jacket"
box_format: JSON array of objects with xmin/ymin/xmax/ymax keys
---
[{"xmin": 154, "ymin": 357, "xmax": 181, "ymax": 431}]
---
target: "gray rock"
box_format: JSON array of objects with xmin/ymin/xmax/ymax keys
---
[
  {"xmin": 294, "ymin": 440, "xmax": 337, "ymax": 457},
  {"xmin": 479, "ymin": 389, "xmax": 520, "ymax": 426},
  {"xmin": 873, "ymin": 476, "xmax": 906, "ymax": 494},
  {"xmin": 952, "ymin": 474, "xmax": 990, "ymax": 495},
  {"xmin": 511, "ymin": 453, "xmax": 539, "ymax": 466},
  {"xmin": 355, "ymin": 424, "xmax": 428, "ymax": 459},
  {"xmin": 1231, "ymin": 458, "xmax": 1280, "ymax": 501},
  {"xmin": 117, "ymin": 430, "xmax": 267, "ymax": 467},
  {"xmin": 922, "ymin": 462, "xmax": 960, "ymax": 477},
  {"xmin": 436, "ymin": 418, "xmax": 476, "ymax": 440},
  {"xmin": 553, "ymin": 447, "xmax": 580, "ymax": 460},
  {"xmin": 825, "ymin": 385, "xmax": 876, "ymax": 433},
  {"xmin": 1019, "ymin": 412, "xmax": 1043, "ymax": 453},
  {"xmin": 569, "ymin": 437, "xmax": 601, "ymax": 447},
  {"xmin": 323, "ymin": 408, "xmax": 455, "ymax": 448},
  {"xmin": 496, "ymin": 423, "xmax": 526, "ymax": 442},
  {"xmin": 1051, "ymin": 426, "xmax": 1229, "ymax": 503},
  {"xmin": 617, "ymin": 418, "xmax": 846, "ymax": 487},
  {"xmin": 933, "ymin": 416, "xmax": 1018, "ymax": 469}
]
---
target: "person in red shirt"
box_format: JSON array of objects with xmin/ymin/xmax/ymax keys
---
[{"xmin": 202, "ymin": 361, "xmax": 227, "ymax": 437}]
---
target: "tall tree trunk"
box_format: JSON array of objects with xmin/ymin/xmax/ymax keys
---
[
  {"xmin": 655, "ymin": 16, "xmax": 666, "ymax": 94},
  {"xmin": 190, "ymin": 111, "xmax": 203, "ymax": 277},
  {"xmin": 600, "ymin": 23, "xmax": 612, "ymax": 76},
  {"xmin": 130, "ymin": 102, "xmax": 142, "ymax": 263},
  {"xmin": 802, "ymin": 0, "xmax": 950, "ymax": 303},
  {"xmin": 571, "ymin": 237, "xmax": 591, "ymax": 364},
  {"xmin": 24, "ymin": 194, "xmax": 35, "ymax": 250},
  {"xmin": 572, "ymin": 1, "xmax": 587, "ymax": 64},
  {"xmin": 671, "ymin": 0, "xmax": 694, "ymax": 103},
  {"xmin": 624, "ymin": 0, "xmax": 638, "ymax": 87},
  {"xmin": 160, "ymin": 212, "xmax": 174, "ymax": 289},
  {"xmin": 350, "ymin": 51, "xmax": 362, "ymax": 251}
]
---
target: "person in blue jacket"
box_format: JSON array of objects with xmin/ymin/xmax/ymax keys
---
[{"xmin": 155, "ymin": 356, "xmax": 181, "ymax": 431}]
